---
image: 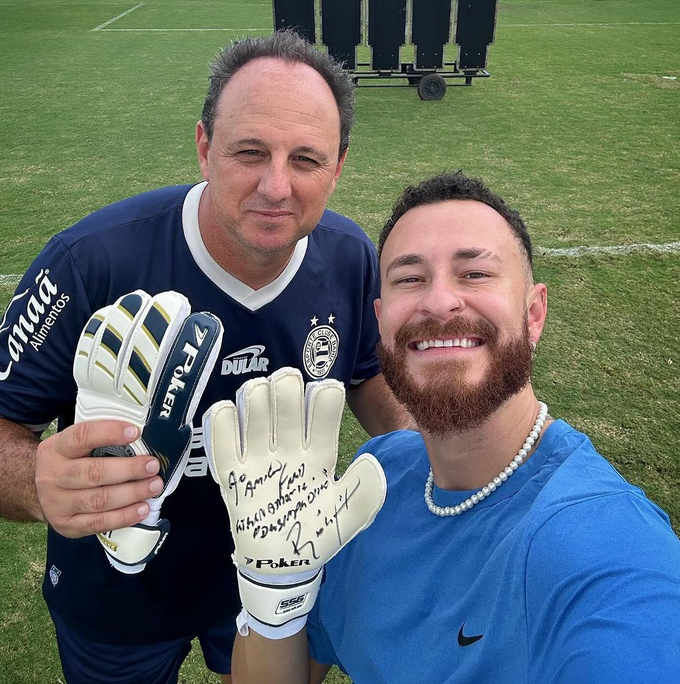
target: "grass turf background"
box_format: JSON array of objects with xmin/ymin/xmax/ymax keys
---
[{"xmin": 0, "ymin": 0, "xmax": 678, "ymax": 681}]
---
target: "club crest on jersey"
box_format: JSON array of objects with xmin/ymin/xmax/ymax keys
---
[
  {"xmin": 221, "ymin": 345, "xmax": 269, "ymax": 376},
  {"xmin": 49, "ymin": 565, "xmax": 62, "ymax": 587},
  {"xmin": 303, "ymin": 315, "xmax": 339, "ymax": 378}
]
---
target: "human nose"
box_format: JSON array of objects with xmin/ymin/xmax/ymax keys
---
[
  {"xmin": 418, "ymin": 279, "xmax": 464, "ymax": 320},
  {"xmin": 257, "ymin": 159, "xmax": 292, "ymax": 203}
]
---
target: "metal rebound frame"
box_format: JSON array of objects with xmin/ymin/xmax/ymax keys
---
[{"xmin": 272, "ymin": 0, "xmax": 498, "ymax": 100}]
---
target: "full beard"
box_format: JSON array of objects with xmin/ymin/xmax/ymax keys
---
[{"xmin": 377, "ymin": 315, "xmax": 533, "ymax": 436}]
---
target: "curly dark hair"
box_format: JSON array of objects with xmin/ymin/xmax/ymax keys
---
[
  {"xmin": 378, "ymin": 172, "xmax": 533, "ymax": 275},
  {"xmin": 201, "ymin": 29, "xmax": 355, "ymax": 158}
]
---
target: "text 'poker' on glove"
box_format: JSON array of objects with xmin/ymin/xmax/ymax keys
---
[
  {"xmin": 203, "ymin": 367, "xmax": 386, "ymax": 636},
  {"xmin": 74, "ymin": 290, "xmax": 223, "ymax": 573}
]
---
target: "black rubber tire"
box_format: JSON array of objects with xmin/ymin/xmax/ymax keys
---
[{"xmin": 417, "ymin": 74, "xmax": 447, "ymax": 101}]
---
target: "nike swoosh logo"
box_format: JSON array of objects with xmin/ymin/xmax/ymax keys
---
[{"xmin": 458, "ymin": 623, "xmax": 484, "ymax": 646}]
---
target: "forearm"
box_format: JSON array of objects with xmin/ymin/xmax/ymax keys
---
[
  {"xmin": 0, "ymin": 418, "xmax": 44, "ymax": 522},
  {"xmin": 232, "ymin": 629, "xmax": 311, "ymax": 684}
]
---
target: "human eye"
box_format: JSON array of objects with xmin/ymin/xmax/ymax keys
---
[
  {"xmin": 463, "ymin": 271, "xmax": 490, "ymax": 280},
  {"xmin": 293, "ymin": 154, "xmax": 320, "ymax": 166},
  {"xmin": 392, "ymin": 273, "xmax": 424, "ymax": 287},
  {"xmin": 238, "ymin": 149, "xmax": 263, "ymax": 158}
]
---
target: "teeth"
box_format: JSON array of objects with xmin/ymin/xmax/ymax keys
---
[{"xmin": 415, "ymin": 338, "xmax": 481, "ymax": 350}]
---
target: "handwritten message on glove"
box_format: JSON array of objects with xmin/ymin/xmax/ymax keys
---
[{"xmin": 203, "ymin": 367, "xmax": 386, "ymax": 629}]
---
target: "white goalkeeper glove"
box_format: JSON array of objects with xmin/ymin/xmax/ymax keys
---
[
  {"xmin": 203, "ymin": 367, "xmax": 387, "ymax": 639},
  {"xmin": 73, "ymin": 290, "xmax": 223, "ymax": 573}
]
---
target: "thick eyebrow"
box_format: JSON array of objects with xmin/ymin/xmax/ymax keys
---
[
  {"xmin": 385, "ymin": 254, "xmax": 425, "ymax": 276},
  {"xmin": 385, "ymin": 249, "xmax": 501, "ymax": 276},
  {"xmin": 454, "ymin": 248, "xmax": 502, "ymax": 263}
]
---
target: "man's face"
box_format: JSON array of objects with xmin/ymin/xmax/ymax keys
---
[
  {"xmin": 375, "ymin": 200, "xmax": 547, "ymax": 435},
  {"xmin": 196, "ymin": 57, "xmax": 346, "ymax": 259}
]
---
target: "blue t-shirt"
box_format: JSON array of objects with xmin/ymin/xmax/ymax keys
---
[
  {"xmin": 308, "ymin": 420, "xmax": 680, "ymax": 682},
  {"xmin": 0, "ymin": 182, "xmax": 381, "ymax": 644}
]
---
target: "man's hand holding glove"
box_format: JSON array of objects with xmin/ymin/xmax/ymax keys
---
[
  {"xmin": 73, "ymin": 290, "xmax": 223, "ymax": 573},
  {"xmin": 203, "ymin": 367, "xmax": 387, "ymax": 639}
]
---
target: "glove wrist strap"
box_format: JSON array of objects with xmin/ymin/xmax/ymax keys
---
[
  {"xmin": 236, "ymin": 565, "xmax": 323, "ymax": 631},
  {"xmin": 236, "ymin": 609, "xmax": 308, "ymax": 640}
]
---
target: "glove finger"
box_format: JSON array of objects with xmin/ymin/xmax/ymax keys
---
[
  {"xmin": 139, "ymin": 291, "xmax": 191, "ymax": 393},
  {"xmin": 76, "ymin": 292, "xmax": 153, "ymax": 413},
  {"xmin": 239, "ymin": 377, "xmax": 273, "ymax": 461},
  {"xmin": 270, "ymin": 368, "xmax": 305, "ymax": 454},
  {"xmin": 328, "ymin": 453, "xmax": 386, "ymax": 552},
  {"xmin": 204, "ymin": 400, "xmax": 243, "ymax": 487},
  {"xmin": 73, "ymin": 304, "xmax": 113, "ymax": 389},
  {"xmin": 75, "ymin": 291, "xmax": 191, "ymax": 423},
  {"xmin": 305, "ymin": 379, "xmax": 345, "ymax": 474}
]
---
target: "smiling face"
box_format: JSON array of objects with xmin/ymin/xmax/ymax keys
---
[
  {"xmin": 196, "ymin": 57, "xmax": 346, "ymax": 269},
  {"xmin": 375, "ymin": 199, "xmax": 547, "ymax": 434}
]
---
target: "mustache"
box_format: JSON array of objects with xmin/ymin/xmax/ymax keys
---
[{"xmin": 393, "ymin": 317, "xmax": 498, "ymax": 348}]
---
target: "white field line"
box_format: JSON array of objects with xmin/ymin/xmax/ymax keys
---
[
  {"xmin": 97, "ymin": 21, "xmax": 680, "ymax": 34},
  {"xmin": 99, "ymin": 27, "xmax": 269, "ymax": 32},
  {"xmin": 503, "ymin": 22, "xmax": 680, "ymax": 28},
  {"xmin": 535, "ymin": 241, "xmax": 680, "ymax": 258},
  {"xmin": 1, "ymin": 242, "xmax": 678, "ymax": 288},
  {"xmin": 91, "ymin": 3, "xmax": 144, "ymax": 32}
]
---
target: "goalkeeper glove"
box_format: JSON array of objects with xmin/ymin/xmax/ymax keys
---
[
  {"xmin": 74, "ymin": 290, "xmax": 223, "ymax": 573},
  {"xmin": 203, "ymin": 367, "xmax": 386, "ymax": 639}
]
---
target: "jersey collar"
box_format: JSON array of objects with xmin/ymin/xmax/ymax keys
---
[{"xmin": 182, "ymin": 182, "xmax": 308, "ymax": 312}]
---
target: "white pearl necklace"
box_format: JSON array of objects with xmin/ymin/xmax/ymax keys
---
[{"xmin": 424, "ymin": 402, "xmax": 548, "ymax": 517}]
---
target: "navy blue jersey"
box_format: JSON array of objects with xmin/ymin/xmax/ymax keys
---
[{"xmin": 0, "ymin": 183, "xmax": 381, "ymax": 643}]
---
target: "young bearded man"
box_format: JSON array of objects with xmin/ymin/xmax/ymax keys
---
[{"xmin": 204, "ymin": 172, "xmax": 680, "ymax": 683}]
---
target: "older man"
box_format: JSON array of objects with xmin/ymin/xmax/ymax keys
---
[
  {"xmin": 212, "ymin": 172, "xmax": 680, "ymax": 683},
  {"xmin": 0, "ymin": 31, "xmax": 406, "ymax": 684}
]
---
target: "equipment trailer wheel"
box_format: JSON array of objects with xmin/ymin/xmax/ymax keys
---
[{"xmin": 417, "ymin": 74, "xmax": 447, "ymax": 100}]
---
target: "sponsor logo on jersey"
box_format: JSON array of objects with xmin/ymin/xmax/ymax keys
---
[
  {"xmin": 303, "ymin": 315, "xmax": 339, "ymax": 378},
  {"xmin": 220, "ymin": 344, "xmax": 269, "ymax": 376},
  {"xmin": 0, "ymin": 269, "xmax": 71, "ymax": 381}
]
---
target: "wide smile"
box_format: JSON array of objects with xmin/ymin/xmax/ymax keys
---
[{"xmin": 411, "ymin": 337, "xmax": 484, "ymax": 351}]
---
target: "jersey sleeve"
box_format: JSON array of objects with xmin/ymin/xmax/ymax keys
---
[
  {"xmin": 306, "ymin": 597, "xmax": 343, "ymax": 669},
  {"xmin": 525, "ymin": 492, "xmax": 680, "ymax": 683},
  {"xmin": 0, "ymin": 235, "xmax": 93, "ymax": 431},
  {"xmin": 349, "ymin": 238, "xmax": 381, "ymax": 385}
]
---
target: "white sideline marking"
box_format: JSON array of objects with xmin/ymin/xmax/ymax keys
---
[
  {"xmin": 91, "ymin": 3, "xmax": 144, "ymax": 32},
  {"xmin": 99, "ymin": 27, "xmax": 269, "ymax": 32},
  {"xmin": 1, "ymin": 242, "xmax": 678, "ymax": 288},
  {"xmin": 535, "ymin": 241, "xmax": 680, "ymax": 257},
  {"xmin": 504, "ymin": 22, "xmax": 680, "ymax": 28}
]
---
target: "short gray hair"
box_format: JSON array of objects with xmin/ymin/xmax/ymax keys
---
[{"xmin": 201, "ymin": 30, "xmax": 355, "ymax": 158}]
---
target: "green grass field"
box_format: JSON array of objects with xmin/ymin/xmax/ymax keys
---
[{"xmin": 0, "ymin": 0, "xmax": 678, "ymax": 681}]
